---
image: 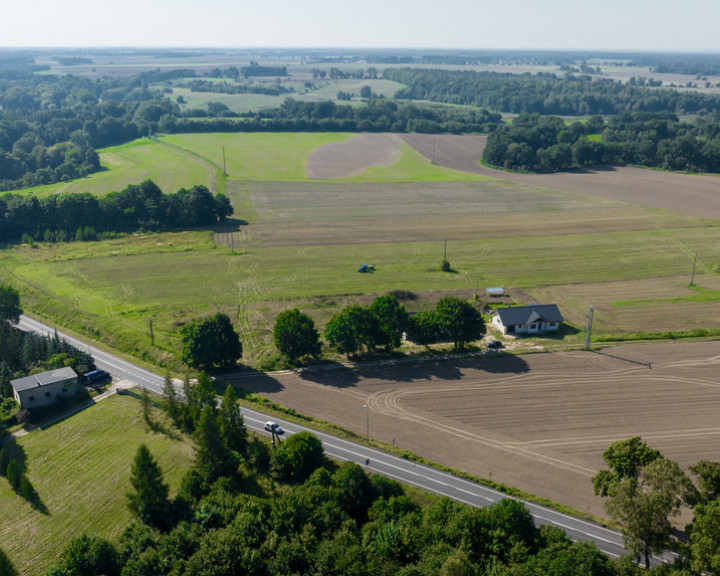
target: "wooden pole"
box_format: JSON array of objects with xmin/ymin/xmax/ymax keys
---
[{"xmin": 690, "ymin": 252, "xmax": 698, "ymax": 286}]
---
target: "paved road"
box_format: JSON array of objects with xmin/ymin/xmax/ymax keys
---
[{"xmin": 16, "ymin": 314, "xmax": 669, "ymax": 565}]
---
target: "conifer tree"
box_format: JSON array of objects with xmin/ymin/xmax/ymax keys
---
[
  {"xmin": 217, "ymin": 385, "xmax": 247, "ymax": 456},
  {"xmin": 127, "ymin": 444, "xmax": 169, "ymax": 530}
]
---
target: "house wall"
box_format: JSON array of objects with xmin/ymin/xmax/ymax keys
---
[{"xmin": 15, "ymin": 378, "xmax": 78, "ymax": 409}]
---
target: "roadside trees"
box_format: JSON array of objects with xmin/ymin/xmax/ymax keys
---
[
  {"xmin": 181, "ymin": 313, "xmax": 242, "ymax": 371},
  {"xmin": 368, "ymin": 295, "xmax": 409, "ymax": 351},
  {"xmin": 324, "ymin": 305, "xmax": 372, "ymax": 356},
  {"xmin": 273, "ymin": 309, "xmax": 321, "ymax": 361},
  {"xmin": 435, "ymin": 296, "xmax": 485, "ymax": 350},
  {"xmin": 0, "ymin": 284, "xmax": 21, "ymax": 325},
  {"xmin": 270, "ymin": 431, "xmax": 325, "ymax": 483},
  {"xmin": 592, "ymin": 438, "xmax": 696, "ymax": 569}
]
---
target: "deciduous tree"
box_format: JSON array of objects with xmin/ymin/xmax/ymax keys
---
[
  {"xmin": 435, "ymin": 296, "xmax": 485, "ymax": 350},
  {"xmin": 181, "ymin": 313, "xmax": 242, "ymax": 371},
  {"xmin": 273, "ymin": 308, "xmax": 321, "ymax": 361}
]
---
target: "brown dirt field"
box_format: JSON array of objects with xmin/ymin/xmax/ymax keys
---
[
  {"xmin": 306, "ymin": 133, "xmax": 404, "ymax": 179},
  {"xmin": 531, "ymin": 275, "xmax": 720, "ymax": 335},
  {"xmin": 229, "ymin": 340, "xmax": 720, "ymax": 518},
  {"xmin": 400, "ymin": 134, "xmax": 720, "ymax": 221}
]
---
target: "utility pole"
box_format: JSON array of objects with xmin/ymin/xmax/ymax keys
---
[
  {"xmin": 149, "ymin": 319, "xmax": 154, "ymax": 347},
  {"xmin": 222, "ymin": 146, "xmax": 227, "ymax": 176},
  {"xmin": 444, "ymin": 238, "xmax": 447, "ymax": 261},
  {"xmin": 584, "ymin": 305, "xmax": 594, "ymax": 351},
  {"xmin": 690, "ymin": 252, "xmax": 698, "ymax": 286},
  {"xmin": 432, "ymin": 139, "xmax": 436, "ymax": 164},
  {"xmin": 363, "ymin": 403, "xmax": 369, "ymax": 441},
  {"xmin": 230, "ymin": 233, "xmax": 234, "ymax": 254}
]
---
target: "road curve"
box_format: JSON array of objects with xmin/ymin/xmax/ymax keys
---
[{"xmin": 16, "ymin": 314, "xmax": 669, "ymax": 565}]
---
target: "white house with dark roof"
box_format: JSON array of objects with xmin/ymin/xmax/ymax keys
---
[
  {"xmin": 10, "ymin": 367, "xmax": 78, "ymax": 409},
  {"xmin": 492, "ymin": 304, "xmax": 563, "ymax": 335}
]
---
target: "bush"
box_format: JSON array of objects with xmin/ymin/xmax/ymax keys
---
[
  {"xmin": 15, "ymin": 410, "xmax": 30, "ymax": 425},
  {"xmin": 5, "ymin": 460, "xmax": 21, "ymax": 488}
]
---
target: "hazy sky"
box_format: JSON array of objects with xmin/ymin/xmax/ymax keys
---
[{"xmin": 4, "ymin": 0, "xmax": 720, "ymax": 52}]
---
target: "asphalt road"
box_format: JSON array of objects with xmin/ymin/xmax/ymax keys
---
[{"xmin": 16, "ymin": 314, "xmax": 669, "ymax": 565}]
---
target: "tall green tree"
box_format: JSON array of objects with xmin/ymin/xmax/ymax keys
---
[
  {"xmin": 0, "ymin": 285, "xmax": 21, "ymax": 325},
  {"xmin": 194, "ymin": 405, "xmax": 235, "ymax": 482},
  {"xmin": 406, "ymin": 310, "xmax": 441, "ymax": 348},
  {"xmin": 217, "ymin": 385, "xmax": 248, "ymax": 456},
  {"xmin": 162, "ymin": 372, "xmax": 181, "ymax": 428},
  {"xmin": 325, "ymin": 305, "xmax": 372, "ymax": 356},
  {"xmin": 435, "ymin": 296, "xmax": 485, "ymax": 349},
  {"xmin": 595, "ymin": 448, "xmax": 695, "ymax": 569},
  {"xmin": 273, "ymin": 308, "xmax": 321, "ymax": 361},
  {"xmin": 690, "ymin": 499, "xmax": 720, "ymax": 575},
  {"xmin": 690, "ymin": 460, "xmax": 720, "ymax": 504},
  {"xmin": 181, "ymin": 313, "xmax": 242, "ymax": 371},
  {"xmin": 368, "ymin": 295, "xmax": 409, "ymax": 351},
  {"xmin": 592, "ymin": 436, "xmax": 662, "ymax": 497},
  {"xmin": 127, "ymin": 444, "xmax": 170, "ymax": 530}
]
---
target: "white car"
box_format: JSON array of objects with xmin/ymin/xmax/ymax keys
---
[{"xmin": 264, "ymin": 421, "xmax": 284, "ymax": 435}]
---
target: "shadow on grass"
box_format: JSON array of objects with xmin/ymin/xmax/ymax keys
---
[
  {"xmin": 589, "ymin": 349, "xmax": 652, "ymax": 369},
  {"xmin": 1, "ymin": 437, "xmax": 49, "ymax": 515}
]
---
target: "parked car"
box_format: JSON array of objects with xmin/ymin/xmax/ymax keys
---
[
  {"xmin": 83, "ymin": 369, "xmax": 111, "ymax": 385},
  {"xmin": 264, "ymin": 421, "xmax": 284, "ymax": 435},
  {"xmin": 487, "ymin": 340, "xmax": 504, "ymax": 349}
]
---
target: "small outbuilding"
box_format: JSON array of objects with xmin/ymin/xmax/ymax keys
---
[
  {"xmin": 492, "ymin": 304, "xmax": 563, "ymax": 335},
  {"xmin": 10, "ymin": 367, "xmax": 79, "ymax": 410}
]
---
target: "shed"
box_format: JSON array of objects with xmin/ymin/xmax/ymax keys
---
[
  {"xmin": 10, "ymin": 367, "xmax": 78, "ymax": 410},
  {"xmin": 486, "ymin": 287, "xmax": 505, "ymax": 297}
]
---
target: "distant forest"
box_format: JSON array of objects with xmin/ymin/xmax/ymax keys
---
[{"xmin": 6, "ymin": 50, "xmax": 720, "ymax": 190}]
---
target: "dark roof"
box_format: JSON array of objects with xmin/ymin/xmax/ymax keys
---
[
  {"xmin": 11, "ymin": 367, "xmax": 78, "ymax": 393},
  {"xmin": 495, "ymin": 304, "xmax": 563, "ymax": 326}
]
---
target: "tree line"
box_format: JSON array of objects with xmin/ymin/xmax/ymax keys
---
[
  {"xmin": 483, "ymin": 111, "xmax": 720, "ymax": 174},
  {"xmin": 385, "ymin": 67, "xmax": 720, "ymax": 116},
  {"xmin": 0, "ymin": 180, "xmax": 233, "ymax": 244},
  {"xmin": 179, "ymin": 294, "xmax": 486, "ymax": 372}
]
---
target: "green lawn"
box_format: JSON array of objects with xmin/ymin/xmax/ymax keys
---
[{"xmin": 0, "ymin": 394, "xmax": 194, "ymax": 576}]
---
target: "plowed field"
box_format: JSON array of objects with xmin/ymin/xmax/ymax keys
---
[{"xmin": 231, "ymin": 340, "xmax": 720, "ymax": 518}]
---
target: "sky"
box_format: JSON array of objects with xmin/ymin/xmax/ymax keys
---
[{"xmin": 4, "ymin": 0, "xmax": 720, "ymax": 53}]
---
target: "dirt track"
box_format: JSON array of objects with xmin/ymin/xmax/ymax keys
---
[
  {"xmin": 230, "ymin": 340, "xmax": 720, "ymax": 517},
  {"xmin": 400, "ymin": 134, "xmax": 720, "ymax": 221}
]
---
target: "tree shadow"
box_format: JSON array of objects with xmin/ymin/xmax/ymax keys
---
[
  {"xmin": 297, "ymin": 362, "xmax": 361, "ymax": 387},
  {"xmin": 354, "ymin": 359, "xmax": 465, "ymax": 383},
  {"xmin": 479, "ymin": 353, "xmax": 530, "ymax": 374},
  {"xmin": 221, "ymin": 370, "xmax": 286, "ymax": 395},
  {"xmin": 1, "ymin": 437, "xmax": 49, "ymax": 514},
  {"xmin": 210, "ymin": 217, "xmax": 249, "ymax": 233}
]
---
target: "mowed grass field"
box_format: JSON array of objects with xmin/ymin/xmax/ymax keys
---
[
  {"xmin": 5, "ymin": 139, "xmax": 217, "ymax": 197},
  {"xmin": 0, "ymin": 395, "xmax": 194, "ymax": 576},
  {"xmin": 2, "ymin": 132, "xmax": 720, "ymax": 370}
]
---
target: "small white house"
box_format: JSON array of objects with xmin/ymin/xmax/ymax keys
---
[
  {"xmin": 492, "ymin": 304, "xmax": 563, "ymax": 335},
  {"xmin": 10, "ymin": 367, "xmax": 78, "ymax": 410}
]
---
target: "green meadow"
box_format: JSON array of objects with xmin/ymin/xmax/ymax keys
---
[
  {"xmin": 2, "ymin": 132, "xmax": 720, "ymax": 370},
  {"xmin": 0, "ymin": 395, "xmax": 194, "ymax": 576}
]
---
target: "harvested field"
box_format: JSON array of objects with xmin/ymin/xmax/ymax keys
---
[
  {"xmin": 230, "ymin": 340, "xmax": 720, "ymax": 517},
  {"xmin": 531, "ymin": 275, "xmax": 720, "ymax": 335},
  {"xmin": 306, "ymin": 133, "xmax": 403, "ymax": 179},
  {"xmin": 401, "ymin": 133, "xmax": 720, "ymax": 221}
]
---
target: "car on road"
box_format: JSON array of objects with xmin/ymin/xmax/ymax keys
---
[
  {"xmin": 487, "ymin": 340, "xmax": 504, "ymax": 349},
  {"xmin": 264, "ymin": 421, "xmax": 284, "ymax": 435}
]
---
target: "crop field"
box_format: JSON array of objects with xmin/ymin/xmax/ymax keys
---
[
  {"xmin": 230, "ymin": 339, "xmax": 720, "ymax": 518},
  {"xmin": 0, "ymin": 394, "xmax": 194, "ymax": 576},
  {"xmin": 2, "ymin": 131, "xmax": 720, "ymax": 371}
]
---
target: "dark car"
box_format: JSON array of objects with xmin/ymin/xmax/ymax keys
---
[{"xmin": 487, "ymin": 340, "xmax": 504, "ymax": 349}]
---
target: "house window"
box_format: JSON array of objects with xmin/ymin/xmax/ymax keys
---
[
  {"xmin": 45, "ymin": 392, "xmax": 51, "ymax": 398},
  {"xmin": 28, "ymin": 396, "xmax": 34, "ymax": 401}
]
